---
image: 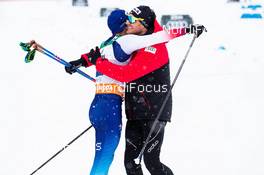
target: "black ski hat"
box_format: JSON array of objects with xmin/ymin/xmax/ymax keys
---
[{"xmin": 130, "ymin": 5, "xmax": 156, "ymax": 30}]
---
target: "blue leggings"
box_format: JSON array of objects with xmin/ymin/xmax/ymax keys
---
[{"xmin": 89, "ymin": 94, "xmax": 122, "ymax": 175}]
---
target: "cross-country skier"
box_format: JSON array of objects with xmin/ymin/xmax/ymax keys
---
[
  {"xmin": 65, "ymin": 8, "xmax": 188, "ymax": 175},
  {"xmin": 77, "ymin": 6, "xmax": 205, "ymax": 175}
]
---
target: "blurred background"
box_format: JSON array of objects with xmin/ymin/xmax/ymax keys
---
[{"xmin": 1, "ymin": 0, "xmax": 264, "ymax": 175}]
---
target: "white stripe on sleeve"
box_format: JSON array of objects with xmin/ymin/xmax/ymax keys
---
[{"xmin": 116, "ymin": 31, "xmax": 170, "ymax": 55}]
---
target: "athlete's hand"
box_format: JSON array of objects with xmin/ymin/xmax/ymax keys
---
[
  {"xmin": 88, "ymin": 46, "xmax": 101, "ymax": 65},
  {"xmin": 65, "ymin": 58, "xmax": 86, "ymax": 74},
  {"xmin": 186, "ymin": 24, "xmax": 207, "ymax": 38}
]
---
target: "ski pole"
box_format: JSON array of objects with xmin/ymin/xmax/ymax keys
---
[
  {"xmin": 136, "ymin": 34, "xmax": 197, "ymax": 164},
  {"xmin": 29, "ymin": 125, "xmax": 93, "ymax": 175},
  {"xmin": 20, "ymin": 41, "xmax": 95, "ymax": 82},
  {"xmin": 34, "ymin": 43, "xmax": 96, "ymax": 82}
]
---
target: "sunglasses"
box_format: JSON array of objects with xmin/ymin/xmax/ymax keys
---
[{"xmin": 127, "ymin": 15, "xmax": 144, "ymax": 24}]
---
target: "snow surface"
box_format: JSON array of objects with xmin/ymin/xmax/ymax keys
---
[{"xmin": 1, "ymin": 0, "xmax": 264, "ymax": 175}]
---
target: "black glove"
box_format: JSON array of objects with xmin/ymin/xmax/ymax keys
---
[
  {"xmin": 65, "ymin": 58, "xmax": 86, "ymax": 74},
  {"xmin": 88, "ymin": 46, "xmax": 101, "ymax": 65},
  {"xmin": 186, "ymin": 24, "xmax": 207, "ymax": 38}
]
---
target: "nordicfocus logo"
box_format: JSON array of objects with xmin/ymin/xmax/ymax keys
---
[
  {"xmin": 163, "ymin": 24, "xmax": 204, "ymax": 35},
  {"xmin": 125, "ymin": 83, "xmax": 168, "ymax": 93},
  {"xmin": 96, "ymin": 83, "xmax": 169, "ymax": 94},
  {"xmin": 163, "ymin": 25, "xmax": 186, "ymax": 35},
  {"xmin": 97, "ymin": 83, "xmax": 169, "ymax": 94},
  {"xmin": 132, "ymin": 7, "xmax": 141, "ymax": 15},
  {"xmin": 147, "ymin": 140, "xmax": 159, "ymax": 153}
]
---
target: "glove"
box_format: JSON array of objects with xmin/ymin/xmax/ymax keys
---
[
  {"xmin": 88, "ymin": 46, "xmax": 101, "ymax": 65},
  {"xmin": 65, "ymin": 58, "xmax": 86, "ymax": 74},
  {"xmin": 186, "ymin": 24, "xmax": 207, "ymax": 38}
]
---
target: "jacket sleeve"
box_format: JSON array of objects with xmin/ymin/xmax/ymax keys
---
[
  {"xmin": 80, "ymin": 52, "xmax": 93, "ymax": 67},
  {"xmin": 117, "ymin": 31, "xmax": 170, "ymax": 55},
  {"xmin": 95, "ymin": 43, "xmax": 169, "ymax": 83}
]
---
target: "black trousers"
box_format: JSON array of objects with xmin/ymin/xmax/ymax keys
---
[{"xmin": 124, "ymin": 120, "xmax": 174, "ymax": 175}]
